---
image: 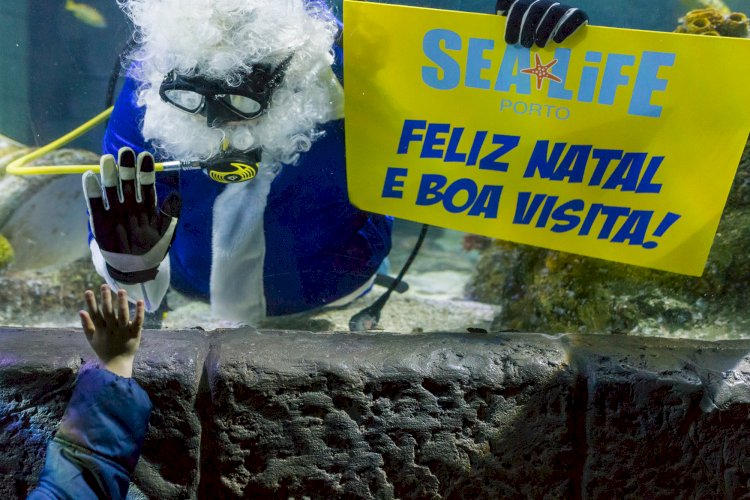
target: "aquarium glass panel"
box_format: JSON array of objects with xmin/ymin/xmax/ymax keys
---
[{"xmin": 1, "ymin": 0, "xmax": 749, "ymax": 340}]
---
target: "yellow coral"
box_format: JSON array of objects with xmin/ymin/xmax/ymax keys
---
[
  {"xmin": 675, "ymin": 8, "xmax": 750, "ymax": 37},
  {"xmin": 0, "ymin": 234, "xmax": 14, "ymax": 270},
  {"xmin": 688, "ymin": 15, "xmax": 714, "ymax": 31},
  {"xmin": 684, "ymin": 7, "xmax": 725, "ymax": 26}
]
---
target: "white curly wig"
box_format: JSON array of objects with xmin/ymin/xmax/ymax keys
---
[{"xmin": 119, "ymin": 0, "xmax": 341, "ymax": 165}]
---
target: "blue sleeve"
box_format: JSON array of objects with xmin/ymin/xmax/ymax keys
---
[{"xmin": 28, "ymin": 368, "xmax": 152, "ymax": 500}]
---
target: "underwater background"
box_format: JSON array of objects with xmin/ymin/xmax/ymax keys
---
[{"xmin": 0, "ymin": 0, "xmax": 749, "ymax": 339}]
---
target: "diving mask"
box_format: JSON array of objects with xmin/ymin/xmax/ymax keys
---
[{"xmin": 159, "ymin": 54, "xmax": 294, "ymax": 126}]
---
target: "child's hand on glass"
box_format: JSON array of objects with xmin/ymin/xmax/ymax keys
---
[{"xmin": 79, "ymin": 284, "xmax": 145, "ymax": 378}]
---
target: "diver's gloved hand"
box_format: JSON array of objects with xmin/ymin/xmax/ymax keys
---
[
  {"xmin": 496, "ymin": 0, "xmax": 588, "ymax": 48},
  {"xmin": 83, "ymin": 147, "xmax": 181, "ymax": 284}
]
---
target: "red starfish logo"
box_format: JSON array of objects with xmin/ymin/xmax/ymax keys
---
[{"xmin": 520, "ymin": 54, "xmax": 562, "ymax": 90}]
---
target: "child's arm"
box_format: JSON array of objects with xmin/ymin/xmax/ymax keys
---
[{"xmin": 28, "ymin": 286, "xmax": 152, "ymax": 500}]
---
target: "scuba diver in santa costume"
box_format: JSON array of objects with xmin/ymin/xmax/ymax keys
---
[{"xmin": 83, "ymin": 0, "xmax": 588, "ymax": 325}]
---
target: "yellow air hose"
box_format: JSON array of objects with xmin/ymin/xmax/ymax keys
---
[{"xmin": 6, "ymin": 106, "xmax": 171, "ymax": 176}]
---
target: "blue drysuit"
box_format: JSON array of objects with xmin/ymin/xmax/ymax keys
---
[
  {"xmin": 28, "ymin": 369, "xmax": 152, "ymax": 499},
  {"xmin": 99, "ymin": 42, "xmax": 392, "ymax": 316}
]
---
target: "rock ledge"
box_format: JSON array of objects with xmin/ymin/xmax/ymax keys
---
[{"xmin": 1, "ymin": 328, "xmax": 749, "ymax": 499}]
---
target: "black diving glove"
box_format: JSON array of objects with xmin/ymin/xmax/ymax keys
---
[
  {"xmin": 83, "ymin": 147, "xmax": 181, "ymax": 284},
  {"xmin": 496, "ymin": 0, "xmax": 589, "ymax": 48}
]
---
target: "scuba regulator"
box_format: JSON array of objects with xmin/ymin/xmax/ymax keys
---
[{"xmin": 161, "ymin": 149, "xmax": 261, "ymax": 184}]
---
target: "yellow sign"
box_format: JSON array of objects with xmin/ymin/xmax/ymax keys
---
[{"xmin": 343, "ymin": 1, "xmax": 750, "ymax": 276}]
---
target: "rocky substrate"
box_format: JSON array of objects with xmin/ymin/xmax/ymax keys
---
[
  {"xmin": 0, "ymin": 219, "xmax": 497, "ymax": 335},
  {"xmin": 1, "ymin": 328, "xmax": 749, "ymax": 499},
  {"xmin": 467, "ymin": 138, "xmax": 750, "ymax": 340}
]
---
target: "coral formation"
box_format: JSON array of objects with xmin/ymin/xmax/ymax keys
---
[
  {"xmin": 720, "ymin": 12, "xmax": 750, "ymax": 37},
  {"xmin": 0, "ymin": 234, "xmax": 14, "ymax": 270},
  {"xmin": 674, "ymin": 8, "xmax": 749, "ymax": 37},
  {"xmin": 462, "ymin": 233, "xmax": 492, "ymax": 252},
  {"xmin": 467, "ymin": 137, "xmax": 750, "ymax": 338},
  {"xmin": 0, "ymin": 257, "xmax": 102, "ymax": 326}
]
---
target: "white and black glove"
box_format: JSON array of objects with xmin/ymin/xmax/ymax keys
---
[
  {"xmin": 83, "ymin": 147, "xmax": 181, "ymax": 285},
  {"xmin": 497, "ymin": 0, "xmax": 589, "ymax": 48}
]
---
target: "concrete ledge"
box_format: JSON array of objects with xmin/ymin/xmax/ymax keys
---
[{"xmin": 1, "ymin": 328, "xmax": 749, "ymax": 498}]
